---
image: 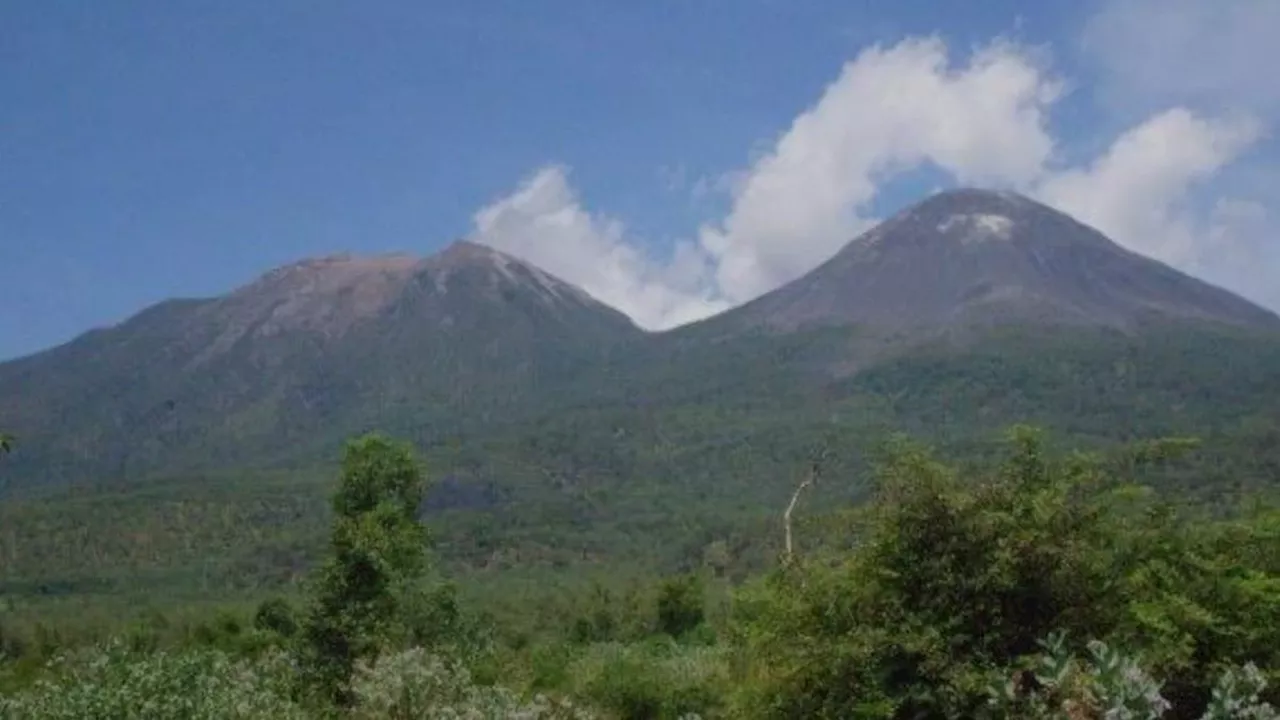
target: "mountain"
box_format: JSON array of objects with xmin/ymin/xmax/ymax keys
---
[
  {"xmin": 7, "ymin": 189, "xmax": 1277, "ymax": 490},
  {"xmin": 714, "ymin": 188, "xmax": 1280, "ymax": 335},
  {"xmin": 3, "ymin": 188, "xmax": 1280, "ymax": 600},
  {"xmin": 0, "ymin": 240, "xmax": 640, "ymax": 489},
  {"xmin": 455, "ymin": 189, "xmax": 1280, "ymax": 564}
]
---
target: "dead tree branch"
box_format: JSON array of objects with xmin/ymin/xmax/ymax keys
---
[{"xmin": 782, "ymin": 444, "xmax": 832, "ymax": 565}]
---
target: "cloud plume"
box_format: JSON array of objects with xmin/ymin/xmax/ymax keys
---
[{"xmin": 472, "ymin": 26, "xmax": 1273, "ymax": 328}]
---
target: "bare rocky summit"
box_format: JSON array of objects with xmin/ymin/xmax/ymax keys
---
[
  {"xmin": 719, "ymin": 188, "xmax": 1280, "ymax": 333},
  {"xmin": 188, "ymin": 253, "xmax": 425, "ymax": 365}
]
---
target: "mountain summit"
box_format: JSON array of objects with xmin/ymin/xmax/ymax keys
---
[
  {"xmin": 0, "ymin": 240, "xmax": 638, "ymax": 486},
  {"xmin": 721, "ymin": 188, "xmax": 1280, "ymax": 333}
]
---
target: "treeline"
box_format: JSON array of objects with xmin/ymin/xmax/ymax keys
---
[{"xmin": 2, "ymin": 428, "xmax": 1279, "ymax": 718}]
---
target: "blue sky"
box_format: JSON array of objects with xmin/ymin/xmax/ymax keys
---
[{"xmin": 3, "ymin": 1, "xmax": 1277, "ymax": 359}]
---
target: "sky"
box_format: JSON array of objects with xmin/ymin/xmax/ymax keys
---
[{"xmin": 2, "ymin": 0, "xmax": 1278, "ymax": 359}]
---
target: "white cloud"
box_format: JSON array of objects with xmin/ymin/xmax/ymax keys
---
[
  {"xmin": 475, "ymin": 37, "xmax": 1063, "ymax": 326},
  {"xmin": 472, "ymin": 24, "xmax": 1278, "ymax": 328},
  {"xmin": 1034, "ymin": 109, "xmax": 1263, "ymax": 267},
  {"xmin": 471, "ymin": 166, "xmax": 728, "ymax": 329},
  {"xmin": 1074, "ymin": 0, "xmax": 1280, "ymax": 308},
  {"xmin": 698, "ymin": 37, "xmax": 1061, "ymax": 303}
]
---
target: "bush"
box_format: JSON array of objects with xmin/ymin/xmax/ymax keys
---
[
  {"xmin": 656, "ymin": 574, "xmax": 705, "ymax": 639},
  {"xmin": 349, "ymin": 646, "xmax": 593, "ymax": 719},
  {"xmin": 569, "ymin": 640, "xmax": 728, "ymax": 719},
  {"xmin": 985, "ymin": 631, "xmax": 1278, "ymax": 719},
  {"xmin": 0, "ymin": 643, "xmax": 304, "ymax": 719},
  {"xmin": 253, "ymin": 598, "xmax": 298, "ymax": 638},
  {"xmin": 527, "ymin": 642, "xmax": 576, "ymax": 692}
]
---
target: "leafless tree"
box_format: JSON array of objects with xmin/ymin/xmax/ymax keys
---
[{"xmin": 783, "ymin": 442, "xmax": 832, "ymax": 564}]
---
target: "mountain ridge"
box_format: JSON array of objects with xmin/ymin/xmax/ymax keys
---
[
  {"xmin": 2, "ymin": 188, "xmax": 1278, "ymax": 494},
  {"xmin": 5, "ymin": 187, "xmax": 1280, "ymax": 603},
  {"xmin": 5, "ymin": 189, "xmax": 1277, "ymax": 368}
]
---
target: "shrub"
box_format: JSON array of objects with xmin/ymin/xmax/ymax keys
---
[
  {"xmin": 349, "ymin": 646, "xmax": 594, "ymax": 719},
  {"xmin": 0, "ymin": 643, "xmax": 304, "ymax": 719},
  {"xmin": 656, "ymin": 574, "xmax": 705, "ymax": 639},
  {"xmin": 569, "ymin": 640, "xmax": 728, "ymax": 719},
  {"xmin": 253, "ymin": 597, "xmax": 298, "ymax": 638},
  {"xmin": 985, "ymin": 631, "xmax": 1277, "ymax": 719}
]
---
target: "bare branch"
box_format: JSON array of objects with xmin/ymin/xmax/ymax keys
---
[
  {"xmin": 783, "ymin": 442, "xmax": 831, "ymax": 565},
  {"xmin": 778, "ymin": 438, "xmax": 839, "ymax": 566},
  {"xmin": 783, "ymin": 475, "xmax": 814, "ymax": 564}
]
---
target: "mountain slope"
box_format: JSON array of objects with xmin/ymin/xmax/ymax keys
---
[
  {"xmin": 4, "ymin": 190, "xmax": 1280, "ymax": 601},
  {"xmin": 0, "ymin": 241, "xmax": 640, "ymax": 489},
  {"xmin": 5, "ymin": 189, "xmax": 1277, "ymax": 493},
  {"xmin": 714, "ymin": 189, "xmax": 1280, "ymax": 334}
]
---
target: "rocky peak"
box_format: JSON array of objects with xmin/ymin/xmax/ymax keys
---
[
  {"xmin": 713, "ymin": 187, "xmax": 1280, "ymax": 333},
  {"xmin": 423, "ymin": 240, "xmax": 602, "ymax": 310},
  {"xmin": 193, "ymin": 252, "xmax": 426, "ymax": 361}
]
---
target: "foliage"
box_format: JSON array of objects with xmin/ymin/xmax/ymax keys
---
[
  {"xmin": 566, "ymin": 640, "xmax": 727, "ymax": 720},
  {"xmin": 1203, "ymin": 664, "xmax": 1279, "ymax": 720},
  {"xmin": 4, "ymin": 327, "xmax": 1280, "ymax": 610},
  {"xmin": 0, "ymin": 643, "xmax": 605, "ymax": 719},
  {"xmin": 0, "ymin": 643, "xmax": 304, "ymax": 719},
  {"xmin": 655, "ymin": 574, "xmax": 706, "ymax": 639},
  {"xmin": 727, "ymin": 427, "xmax": 1280, "ymax": 718},
  {"xmin": 985, "ymin": 632, "xmax": 1172, "ymax": 719},
  {"xmin": 3, "ymin": 422, "xmax": 1280, "ymax": 718},
  {"xmin": 349, "ymin": 647, "xmax": 594, "ymax": 719},
  {"xmin": 253, "ymin": 597, "xmax": 298, "ymax": 638},
  {"xmin": 985, "ymin": 631, "xmax": 1278, "ymax": 719},
  {"xmin": 297, "ymin": 434, "xmax": 430, "ymax": 704}
]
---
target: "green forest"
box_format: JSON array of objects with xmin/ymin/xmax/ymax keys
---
[
  {"xmin": 3, "ymin": 321, "xmax": 1280, "ymax": 719},
  {"xmin": 2, "ymin": 425, "xmax": 1278, "ymax": 718}
]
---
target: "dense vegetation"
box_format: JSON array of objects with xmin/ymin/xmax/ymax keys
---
[
  {"xmin": 3, "ymin": 322, "xmax": 1280, "ymax": 716},
  {"xmin": 2, "ymin": 426, "xmax": 1278, "ymax": 717},
  {"xmin": 4, "ymin": 326, "xmax": 1279, "ymax": 603}
]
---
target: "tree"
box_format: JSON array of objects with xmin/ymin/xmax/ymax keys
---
[
  {"xmin": 656, "ymin": 573, "xmax": 704, "ymax": 638},
  {"xmin": 1, "ymin": 433, "xmax": 13, "ymax": 495},
  {"xmin": 254, "ymin": 597, "xmax": 299, "ymax": 638},
  {"xmin": 729, "ymin": 426, "xmax": 1280, "ymax": 718},
  {"xmin": 703, "ymin": 540, "xmax": 731, "ymax": 578},
  {"xmin": 298, "ymin": 433, "xmax": 430, "ymax": 705}
]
